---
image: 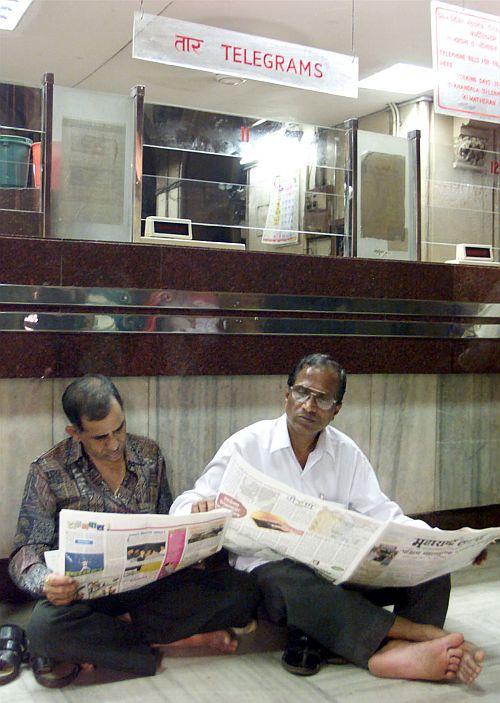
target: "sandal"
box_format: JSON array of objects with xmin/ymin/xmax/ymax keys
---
[
  {"xmin": 0, "ymin": 623, "xmax": 28, "ymax": 686},
  {"xmin": 31, "ymin": 655, "xmax": 81, "ymax": 689}
]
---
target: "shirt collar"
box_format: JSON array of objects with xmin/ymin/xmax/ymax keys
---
[
  {"xmin": 67, "ymin": 436, "xmax": 84, "ymax": 464},
  {"xmin": 270, "ymin": 415, "xmax": 292, "ymax": 453},
  {"xmin": 271, "ymin": 414, "xmax": 336, "ymax": 461},
  {"xmin": 68, "ymin": 434, "xmax": 139, "ymax": 475},
  {"xmin": 316, "ymin": 425, "xmax": 336, "ymax": 459},
  {"xmin": 124, "ymin": 435, "xmax": 142, "ymax": 474}
]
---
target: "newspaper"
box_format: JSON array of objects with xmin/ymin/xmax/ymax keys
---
[
  {"xmin": 216, "ymin": 452, "xmax": 500, "ymax": 588},
  {"xmin": 44, "ymin": 508, "xmax": 231, "ymax": 600}
]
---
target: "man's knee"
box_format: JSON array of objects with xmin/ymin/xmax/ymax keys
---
[
  {"xmin": 254, "ymin": 568, "xmax": 295, "ymax": 623},
  {"xmin": 211, "ymin": 568, "xmax": 260, "ymax": 616},
  {"xmin": 27, "ymin": 599, "xmax": 92, "ymax": 655}
]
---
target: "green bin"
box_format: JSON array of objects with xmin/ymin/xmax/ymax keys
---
[{"xmin": 0, "ymin": 135, "xmax": 33, "ymax": 188}]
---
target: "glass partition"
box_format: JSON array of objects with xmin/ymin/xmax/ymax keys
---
[
  {"xmin": 50, "ymin": 86, "xmax": 134, "ymax": 242},
  {"xmin": 0, "ymin": 82, "xmax": 43, "ymax": 234},
  {"xmin": 142, "ymin": 104, "xmax": 350, "ymax": 256},
  {"xmin": 356, "ymin": 130, "xmax": 417, "ymax": 261},
  {"xmin": 424, "ymin": 140, "xmax": 499, "ymax": 263},
  {"xmin": 6, "ymin": 78, "xmax": 497, "ymax": 264}
]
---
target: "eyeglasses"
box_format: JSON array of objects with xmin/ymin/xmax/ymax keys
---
[{"xmin": 289, "ymin": 384, "xmax": 338, "ymax": 411}]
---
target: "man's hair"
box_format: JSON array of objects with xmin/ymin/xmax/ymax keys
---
[
  {"xmin": 287, "ymin": 353, "xmax": 347, "ymax": 403},
  {"xmin": 62, "ymin": 375, "xmax": 124, "ymax": 430}
]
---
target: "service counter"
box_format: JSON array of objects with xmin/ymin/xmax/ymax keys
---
[{"xmin": 0, "ymin": 236, "xmax": 498, "ymax": 378}]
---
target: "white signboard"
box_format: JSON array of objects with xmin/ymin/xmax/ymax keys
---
[
  {"xmin": 133, "ymin": 13, "xmax": 358, "ymax": 98},
  {"xmin": 431, "ymin": 1, "xmax": 499, "ymax": 124}
]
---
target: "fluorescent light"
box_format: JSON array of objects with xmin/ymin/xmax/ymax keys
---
[
  {"xmin": 240, "ymin": 130, "xmax": 316, "ymax": 168},
  {"xmin": 0, "ymin": 0, "xmax": 32, "ymax": 31},
  {"xmin": 359, "ymin": 63, "xmax": 434, "ymax": 95}
]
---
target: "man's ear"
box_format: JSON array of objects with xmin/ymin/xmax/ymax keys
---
[
  {"xmin": 332, "ymin": 403, "xmax": 342, "ymax": 418},
  {"xmin": 66, "ymin": 425, "xmax": 80, "ymax": 440}
]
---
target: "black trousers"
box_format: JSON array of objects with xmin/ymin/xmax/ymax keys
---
[
  {"xmin": 254, "ymin": 559, "xmax": 451, "ymax": 668},
  {"xmin": 27, "ymin": 566, "xmax": 259, "ymax": 676}
]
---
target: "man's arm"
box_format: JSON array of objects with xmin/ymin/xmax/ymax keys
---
[
  {"xmin": 9, "ymin": 461, "xmax": 77, "ymax": 602},
  {"xmin": 347, "ymin": 451, "xmax": 430, "ymax": 528},
  {"xmin": 170, "ymin": 442, "xmax": 233, "ymax": 515}
]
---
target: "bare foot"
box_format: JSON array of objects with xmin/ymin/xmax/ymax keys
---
[
  {"xmin": 117, "ymin": 612, "xmax": 132, "ymax": 624},
  {"xmin": 368, "ymin": 632, "xmax": 464, "ymax": 681},
  {"xmin": 153, "ymin": 630, "xmax": 238, "ymax": 654},
  {"xmin": 388, "ymin": 619, "xmax": 453, "ymax": 644},
  {"xmin": 457, "ymin": 641, "xmax": 484, "ymax": 685}
]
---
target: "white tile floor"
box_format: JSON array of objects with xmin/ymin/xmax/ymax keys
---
[{"xmin": 2, "ymin": 544, "xmax": 499, "ymax": 703}]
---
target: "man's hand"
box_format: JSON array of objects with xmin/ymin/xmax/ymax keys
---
[
  {"xmin": 473, "ymin": 549, "xmax": 488, "ymax": 566},
  {"xmin": 191, "ymin": 497, "xmax": 216, "ymax": 513},
  {"xmin": 43, "ymin": 573, "xmax": 78, "ymax": 606}
]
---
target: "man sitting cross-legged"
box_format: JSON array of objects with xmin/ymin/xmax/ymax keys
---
[
  {"xmin": 9, "ymin": 375, "xmax": 258, "ymax": 687},
  {"xmin": 171, "ymin": 353, "xmax": 485, "ymax": 685}
]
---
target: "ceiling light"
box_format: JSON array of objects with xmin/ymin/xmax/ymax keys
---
[
  {"xmin": 215, "ymin": 75, "xmax": 247, "ymax": 86},
  {"xmin": 0, "ymin": 0, "xmax": 32, "ymax": 30},
  {"xmin": 359, "ymin": 63, "xmax": 434, "ymax": 95},
  {"xmin": 240, "ymin": 130, "xmax": 316, "ymax": 168}
]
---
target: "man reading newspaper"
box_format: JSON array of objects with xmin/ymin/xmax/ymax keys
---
[
  {"xmin": 171, "ymin": 353, "xmax": 485, "ymax": 685},
  {"xmin": 8, "ymin": 375, "xmax": 258, "ymax": 688}
]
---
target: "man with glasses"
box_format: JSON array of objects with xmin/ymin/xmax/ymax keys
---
[{"xmin": 171, "ymin": 353, "xmax": 484, "ymax": 686}]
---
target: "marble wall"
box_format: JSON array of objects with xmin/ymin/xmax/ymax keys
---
[{"xmin": 1, "ymin": 373, "xmax": 498, "ymax": 557}]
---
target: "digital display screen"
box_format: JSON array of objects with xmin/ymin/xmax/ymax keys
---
[
  {"xmin": 464, "ymin": 246, "xmax": 491, "ymax": 259},
  {"xmin": 153, "ymin": 221, "xmax": 190, "ymax": 236}
]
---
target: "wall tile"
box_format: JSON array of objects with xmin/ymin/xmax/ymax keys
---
[
  {"xmin": 0, "ymin": 378, "xmax": 53, "ymax": 556},
  {"xmin": 113, "ymin": 377, "xmax": 154, "ymax": 439},
  {"xmin": 158, "ymin": 375, "xmax": 289, "ymax": 496},
  {"xmin": 369, "ymin": 374, "xmax": 437, "ymax": 514},
  {"xmin": 0, "ymin": 333, "xmax": 59, "ymax": 379},
  {"xmin": 333, "ymin": 374, "xmax": 371, "ymax": 458},
  {"xmin": 0, "ymin": 237, "xmax": 62, "ymax": 284},
  {"xmin": 437, "ymin": 374, "xmax": 500, "ymax": 510},
  {"xmin": 61, "ymin": 240, "xmax": 163, "ymax": 289},
  {"xmin": 159, "ymin": 246, "xmax": 456, "ymax": 299}
]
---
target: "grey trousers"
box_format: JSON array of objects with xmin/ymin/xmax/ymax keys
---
[
  {"xmin": 27, "ymin": 566, "xmax": 259, "ymax": 676},
  {"xmin": 254, "ymin": 559, "xmax": 451, "ymax": 668}
]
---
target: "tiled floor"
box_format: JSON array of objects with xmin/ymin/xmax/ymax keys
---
[{"xmin": 2, "ymin": 544, "xmax": 499, "ymax": 703}]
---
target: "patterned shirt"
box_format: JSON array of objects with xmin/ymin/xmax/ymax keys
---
[{"xmin": 9, "ymin": 433, "xmax": 173, "ymax": 597}]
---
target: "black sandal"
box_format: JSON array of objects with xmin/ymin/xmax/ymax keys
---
[
  {"xmin": 31, "ymin": 655, "xmax": 81, "ymax": 688},
  {"xmin": 0, "ymin": 623, "xmax": 29, "ymax": 686}
]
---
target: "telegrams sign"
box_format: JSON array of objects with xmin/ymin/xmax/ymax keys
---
[{"xmin": 133, "ymin": 13, "xmax": 358, "ymax": 98}]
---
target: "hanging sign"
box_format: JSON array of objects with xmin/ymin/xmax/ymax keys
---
[
  {"xmin": 133, "ymin": 13, "xmax": 358, "ymax": 98},
  {"xmin": 431, "ymin": 1, "xmax": 499, "ymax": 124}
]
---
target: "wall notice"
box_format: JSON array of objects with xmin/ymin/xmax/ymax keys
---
[
  {"xmin": 431, "ymin": 1, "xmax": 499, "ymax": 124},
  {"xmin": 262, "ymin": 173, "xmax": 300, "ymax": 245}
]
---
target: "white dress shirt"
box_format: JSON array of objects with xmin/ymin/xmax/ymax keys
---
[{"xmin": 170, "ymin": 414, "xmax": 429, "ymax": 571}]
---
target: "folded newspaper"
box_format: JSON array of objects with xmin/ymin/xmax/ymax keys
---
[
  {"xmin": 44, "ymin": 508, "xmax": 231, "ymax": 600},
  {"xmin": 216, "ymin": 452, "xmax": 500, "ymax": 588}
]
